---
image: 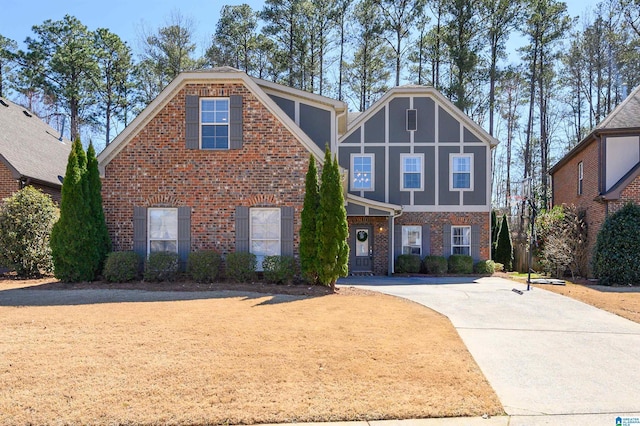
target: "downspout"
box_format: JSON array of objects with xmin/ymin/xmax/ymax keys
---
[{"xmin": 389, "ymin": 209, "xmax": 403, "ymax": 276}]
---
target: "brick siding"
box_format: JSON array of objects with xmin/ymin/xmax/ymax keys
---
[
  {"xmin": 0, "ymin": 162, "xmax": 19, "ymax": 202},
  {"xmin": 102, "ymin": 83, "xmax": 311, "ymax": 256}
]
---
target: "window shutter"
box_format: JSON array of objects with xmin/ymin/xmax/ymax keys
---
[
  {"xmin": 177, "ymin": 206, "xmax": 191, "ymax": 269},
  {"xmin": 133, "ymin": 206, "xmax": 147, "ymax": 259},
  {"xmin": 471, "ymin": 224, "xmax": 481, "ymax": 261},
  {"xmin": 421, "ymin": 224, "xmax": 430, "ymax": 257},
  {"xmin": 394, "ymin": 224, "xmax": 402, "ymax": 260},
  {"xmin": 407, "ymin": 109, "xmax": 417, "ymax": 131},
  {"xmin": 281, "ymin": 206, "xmax": 294, "ymax": 256},
  {"xmin": 236, "ymin": 206, "xmax": 249, "ymax": 252},
  {"xmin": 443, "ymin": 225, "xmax": 452, "ymax": 257},
  {"xmin": 186, "ymin": 95, "xmax": 199, "ymax": 149},
  {"xmin": 230, "ymin": 95, "xmax": 243, "ymax": 149}
]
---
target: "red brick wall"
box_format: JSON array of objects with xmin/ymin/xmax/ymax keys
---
[
  {"xmin": 552, "ymin": 138, "xmax": 605, "ymax": 275},
  {"xmin": 609, "ymin": 174, "xmax": 640, "ymax": 213},
  {"xmin": 0, "ymin": 162, "xmax": 19, "ymax": 202},
  {"xmin": 397, "ymin": 211, "xmax": 491, "ymax": 261},
  {"xmin": 102, "ymin": 82, "xmax": 312, "ymax": 255}
]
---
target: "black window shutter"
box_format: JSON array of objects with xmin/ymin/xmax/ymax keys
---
[
  {"xmin": 133, "ymin": 206, "xmax": 147, "ymax": 259},
  {"xmin": 407, "ymin": 109, "xmax": 417, "ymax": 131},
  {"xmin": 394, "ymin": 223, "xmax": 402, "ymax": 260},
  {"xmin": 421, "ymin": 224, "xmax": 430, "ymax": 257},
  {"xmin": 236, "ymin": 206, "xmax": 249, "ymax": 252},
  {"xmin": 443, "ymin": 225, "xmax": 452, "ymax": 257},
  {"xmin": 230, "ymin": 95, "xmax": 243, "ymax": 149},
  {"xmin": 281, "ymin": 206, "xmax": 294, "ymax": 256},
  {"xmin": 471, "ymin": 224, "xmax": 481, "ymax": 261},
  {"xmin": 186, "ymin": 95, "xmax": 199, "ymax": 149},
  {"xmin": 177, "ymin": 206, "xmax": 191, "ymax": 269}
]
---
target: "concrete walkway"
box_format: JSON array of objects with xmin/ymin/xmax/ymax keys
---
[{"xmin": 338, "ymin": 276, "xmax": 640, "ymax": 425}]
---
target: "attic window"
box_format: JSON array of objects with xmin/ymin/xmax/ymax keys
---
[
  {"xmin": 406, "ymin": 109, "xmax": 417, "ymax": 131},
  {"xmin": 23, "ymin": 110, "xmax": 32, "ymax": 118},
  {"xmin": 0, "ymin": 99, "xmax": 8, "ymax": 107}
]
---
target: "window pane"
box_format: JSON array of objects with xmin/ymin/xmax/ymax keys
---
[
  {"xmin": 353, "ymin": 156, "xmax": 372, "ymax": 189},
  {"xmin": 453, "ymin": 156, "xmax": 471, "ymax": 172},
  {"xmin": 402, "ymin": 226, "xmax": 421, "ymax": 256},
  {"xmin": 202, "ymin": 111, "xmax": 214, "ymax": 123},
  {"xmin": 215, "ymin": 99, "xmax": 229, "ymax": 111},
  {"xmin": 453, "ymin": 173, "xmax": 470, "ymax": 189},
  {"xmin": 404, "ymin": 173, "xmax": 420, "ymax": 189},
  {"xmin": 403, "ymin": 157, "xmax": 419, "ymax": 172},
  {"xmin": 148, "ymin": 209, "xmax": 177, "ymax": 239},
  {"xmin": 201, "ymin": 99, "xmax": 215, "ymax": 111},
  {"xmin": 215, "ymin": 111, "xmax": 228, "ymax": 123},
  {"xmin": 202, "ymin": 125, "xmax": 228, "ymax": 149},
  {"xmin": 150, "ymin": 240, "xmax": 177, "ymax": 253}
]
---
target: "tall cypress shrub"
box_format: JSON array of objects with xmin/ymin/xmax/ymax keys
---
[
  {"xmin": 495, "ymin": 213, "xmax": 513, "ymax": 271},
  {"xmin": 316, "ymin": 147, "xmax": 349, "ymax": 290},
  {"xmin": 50, "ymin": 139, "xmax": 95, "ymax": 282},
  {"xmin": 87, "ymin": 142, "xmax": 111, "ymax": 275},
  {"xmin": 300, "ymin": 154, "xmax": 320, "ymax": 283},
  {"xmin": 491, "ymin": 210, "xmax": 499, "ymax": 259}
]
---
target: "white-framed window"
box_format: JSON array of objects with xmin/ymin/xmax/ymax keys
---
[
  {"xmin": 351, "ymin": 154, "xmax": 374, "ymax": 191},
  {"xmin": 250, "ymin": 208, "xmax": 281, "ymax": 270},
  {"xmin": 402, "ymin": 226, "xmax": 422, "ymax": 255},
  {"xmin": 450, "ymin": 154, "xmax": 473, "ymax": 190},
  {"xmin": 578, "ymin": 161, "xmax": 583, "ymax": 195},
  {"xmin": 451, "ymin": 226, "xmax": 471, "ymax": 256},
  {"xmin": 148, "ymin": 208, "xmax": 178, "ymax": 253},
  {"xmin": 401, "ymin": 154, "xmax": 423, "ymax": 190},
  {"xmin": 201, "ymin": 98, "xmax": 229, "ymax": 149}
]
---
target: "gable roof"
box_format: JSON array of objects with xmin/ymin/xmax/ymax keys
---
[
  {"xmin": 340, "ymin": 85, "xmax": 500, "ymax": 147},
  {"xmin": 97, "ymin": 68, "xmax": 347, "ymax": 173},
  {"xmin": 0, "ymin": 97, "xmax": 71, "ymax": 187},
  {"xmin": 550, "ymin": 85, "xmax": 640, "ymax": 175}
]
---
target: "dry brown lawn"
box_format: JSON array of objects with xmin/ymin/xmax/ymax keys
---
[
  {"xmin": 0, "ymin": 277, "xmax": 503, "ymax": 426},
  {"xmin": 505, "ymin": 274, "xmax": 640, "ymax": 324}
]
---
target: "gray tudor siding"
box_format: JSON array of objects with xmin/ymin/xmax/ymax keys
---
[
  {"xmin": 268, "ymin": 93, "xmax": 332, "ymax": 151},
  {"xmin": 339, "ymin": 95, "xmax": 489, "ymax": 209}
]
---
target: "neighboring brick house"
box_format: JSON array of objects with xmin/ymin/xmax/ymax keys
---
[
  {"xmin": 0, "ymin": 97, "xmax": 71, "ymax": 203},
  {"xmin": 97, "ymin": 68, "xmax": 497, "ymax": 275},
  {"xmin": 550, "ymin": 85, "xmax": 640, "ymax": 276}
]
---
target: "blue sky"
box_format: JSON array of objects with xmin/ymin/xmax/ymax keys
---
[{"xmin": 3, "ymin": 0, "xmax": 597, "ymax": 57}]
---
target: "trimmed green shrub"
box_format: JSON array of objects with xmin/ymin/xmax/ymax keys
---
[
  {"xmin": 103, "ymin": 251, "xmax": 140, "ymax": 282},
  {"xmin": 226, "ymin": 252, "xmax": 257, "ymax": 283},
  {"xmin": 494, "ymin": 214, "xmax": 513, "ymax": 271},
  {"xmin": 396, "ymin": 254, "xmax": 421, "ymax": 273},
  {"xmin": 187, "ymin": 250, "xmax": 222, "ymax": 283},
  {"xmin": 300, "ymin": 154, "xmax": 320, "ymax": 284},
  {"xmin": 0, "ymin": 186, "xmax": 59, "ymax": 277},
  {"xmin": 592, "ymin": 202, "xmax": 640, "ymax": 286},
  {"xmin": 263, "ymin": 255, "xmax": 296, "ymax": 284},
  {"xmin": 423, "ymin": 255, "xmax": 448, "ymax": 274},
  {"xmin": 448, "ymin": 254, "xmax": 473, "ymax": 274},
  {"xmin": 474, "ymin": 259, "xmax": 496, "ymax": 274},
  {"xmin": 144, "ymin": 251, "xmax": 180, "ymax": 282}
]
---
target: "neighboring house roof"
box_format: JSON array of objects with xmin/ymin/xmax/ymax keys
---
[
  {"xmin": 550, "ymin": 85, "xmax": 640, "ymax": 175},
  {"xmin": 340, "ymin": 85, "xmax": 500, "ymax": 148},
  {"xmin": 97, "ymin": 68, "xmax": 348, "ymax": 173},
  {"xmin": 0, "ymin": 97, "xmax": 71, "ymax": 187}
]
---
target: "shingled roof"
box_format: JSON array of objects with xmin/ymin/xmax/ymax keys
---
[
  {"xmin": 598, "ymin": 85, "xmax": 640, "ymax": 129},
  {"xmin": 0, "ymin": 97, "xmax": 71, "ymax": 187}
]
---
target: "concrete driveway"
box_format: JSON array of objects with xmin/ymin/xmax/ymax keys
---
[{"xmin": 339, "ymin": 276, "xmax": 640, "ymax": 423}]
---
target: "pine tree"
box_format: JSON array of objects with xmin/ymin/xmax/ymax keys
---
[
  {"xmin": 300, "ymin": 154, "xmax": 320, "ymax": 283},
  {"xmin": 87, "ymin": 142, "xmax": 111, "ymax": 275},
  {"xmin": 316, "ymin": 146, "xmax": 349, "ymax": 290},
  {"xmin": 495, "ymin": 213, "xmax": 513, "ymax": 271},
  {"xmin": 50, "ymin": 138, "xmax": 95, "ymax": 281}
]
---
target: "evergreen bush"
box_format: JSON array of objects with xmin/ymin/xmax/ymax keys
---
[
  {"xmin": 262, "ymin": 255, "xmax": 296, "ymax": 284},
  {"xmin": 0, "ymin": 186, "xmax": 59, "ymax": 277},
  {"xmin": 448, "ymin": 254, "xmax": 473, "ymax": 274},
  {"xmin": 103, "ymin": 251, "xmax": 140, "ymax": 282},
  {"xmin": 226, "ymin": 252, "xmax": 257, "ymax": 283},
  {"xmin": 144, "ymin": 251, "xmax": 180, "ymax": 282},
  {"xmin": 395, "ymin": 254, "xmax": 422, "ymax": 273},
  {"xmin": 592, "ymin": 202, "xmax": 640, "ymax": 286},
  {"xmin": 187, "ymin": 250, "xmax": 222, "ymax": 283},
  {"xmin": 300, "ymin": 154, "xmax": 320, "ymax": 283},
  {"xmin": 423, "ymin": 255, "xmax": 448, "ymax": 274},
  {"xmin": 474, "ymin": 259, "xmax": 496, "ymax": 274},
  {"xmin": 494, "ymin": 214, "xmax": 513, "ymax": 271}
]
